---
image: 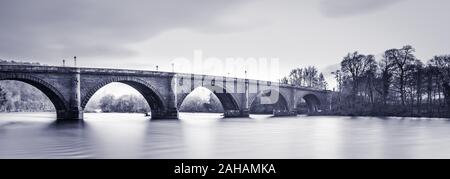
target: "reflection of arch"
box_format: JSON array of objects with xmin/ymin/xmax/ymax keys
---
[
  {"xmin": 249, "ymin": 89, "xmax": 289, "ymax": 114},
  {"xmin": 81, "ymin": 77, "xmax": 166, "ymax": 111},
  {"xmin": 178, "ymin": 85, "xmax": 240, "ymax": 111},
  {"xmin": 302, "ymin": 94, "xmax": 321, "ymax": 112},
  {"xmin": 0, "ymin": 73, "xmax": 69, "ymax": 114}
]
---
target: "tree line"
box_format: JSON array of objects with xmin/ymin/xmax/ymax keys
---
[
  {"xmin": 280, "ymin": 66, "xmax": 328, "ymax": 90},
  {"xmin": 87, "ymin": 94, "xmax": 151, "ymax": 113},
  {"xmin": 331, "ymin": 45, "xmax": 450, "ymax": 117}
]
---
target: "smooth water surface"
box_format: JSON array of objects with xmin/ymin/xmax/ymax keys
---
[{"xmin": 1, "ymin": 112, "xmax": 450, "ymax": 158}]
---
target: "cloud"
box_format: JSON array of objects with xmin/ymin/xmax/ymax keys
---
[
  {"xmin": 0, "ymin": 0, "xmax": 245, "ymax": 62},
  {"xmin": 320, "ymin": 0, "xmax": 405, "ymax": 18}
]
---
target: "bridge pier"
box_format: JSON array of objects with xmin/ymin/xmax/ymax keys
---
[
  {"xmin": 57, "ymin": 109, "xmax": 84, "ymax": 121},
  {"xmin": 57, "ymin": 69, "xmax": 84, "ymax": 121},
  {"xmin": 221, "ymin": 78, "xmax": 251, "ymax": 118},
  {"xmin": 150, "ymin": 108, "xmax": 179, "ymax": 120},
  {"xmin": 224, "ymin": 109, "xmax": 250, "ymax": 118},
  {"xmin": 273, "ymin": 110, "xmax": 297, "ymax": 117}
]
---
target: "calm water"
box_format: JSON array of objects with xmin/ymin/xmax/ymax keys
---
[{"xmin": 1, "ymin": 112, "xmax": 450, "ymax": 159}]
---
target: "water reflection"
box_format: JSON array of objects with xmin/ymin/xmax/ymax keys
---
[{"xmin": 1, "ymin": 112, "xmax": 450, "ymax": 158}]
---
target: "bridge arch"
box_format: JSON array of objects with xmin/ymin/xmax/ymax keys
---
[
  {"xmin": 81, "ymin": 77, "xmax": 167, "ymax": 113},
  {"xmin": 178, "ymin": 85, "xmax": 240, "ymax": 112},
  {"xmin": 0, "ymin": 73, "xmax": 69, "ymax": 118},
  {"xmin": 302, "ymin": 93, "xmax": 321, "ymax": 113},
  {"xmin": 249, "ymin": 89, "xmax": 290, "ymax": 114}
]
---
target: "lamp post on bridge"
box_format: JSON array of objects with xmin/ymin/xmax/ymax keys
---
[
  {"xmin": 62, "ymin": 59, "xmax": 65, "ymax": 67},
  {"xmin": 244, "ymin": 70, "xmax": 249, "ymax": 109},
  {"xmin": 73, "ymin": 56, "xmax": 77, "ymax": 67}
]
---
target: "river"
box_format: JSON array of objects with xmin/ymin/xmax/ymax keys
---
[{"xmin": 1, "ymin": 112, "xmax": 450, "ymax": 159}]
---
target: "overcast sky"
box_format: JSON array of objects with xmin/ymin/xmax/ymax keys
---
[{"xmin": 1, "ymin": 0, "xmax": 450, "ymax": 88}]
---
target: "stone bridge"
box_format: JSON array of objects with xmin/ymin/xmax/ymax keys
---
[{"xmin": 0, "ymin": 65, "xmax": 330, "ymax": 121}]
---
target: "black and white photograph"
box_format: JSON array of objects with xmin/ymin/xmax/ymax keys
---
[{"xmin": 1, "ymin": 0, "xmax": 450, "ymax": 172}]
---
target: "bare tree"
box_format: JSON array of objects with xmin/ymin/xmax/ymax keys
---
[
  {"xmin": 341, "ymin": 52, "xmax": 364, "ymax": 96},
  {"xmin": 288, "ymin": 68, "xmax": 303, "ymax": 86},
  {"xmin": 0, "ymin": 85, "xmax": 7, "ymax": 108},
  {"xmin": 341, "ymin": 51, "xmax": 374, "ymax": 97},
  {"xmin": 387, "ymin": 45, "xmax": 416, "ymax": 106},
  {"xmin": 318, "ymin": 73, "xmax": 327, "ymax": 90},
  {"xmin": 424, "ymin": 64, "xmax": 435, "ymax": 113},
  {"xmin": 304, "ymin": 66, "xmax": 318, "ymax": 87},
  {"xmin": 430, "ymin": 55, "xmax": 450, "ymax": 111},
  {"xmin": 363, "ymin": 55, "xmax": 377, "ymax": 104},
  {"xmin": 280, "ymin": 77, "xmax": 289, "ymax": 85},
  {"xmin": 378, "ymin": 55, "xmax": 394, "ymax": 105},
  {"xmin": 413, "ymin": 60, "xmax": 424, "ymax": 113}
]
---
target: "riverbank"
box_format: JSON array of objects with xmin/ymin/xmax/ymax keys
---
[{"xmin": 311, "ymin": 111, "xmax": 450, "ymax": 119}]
